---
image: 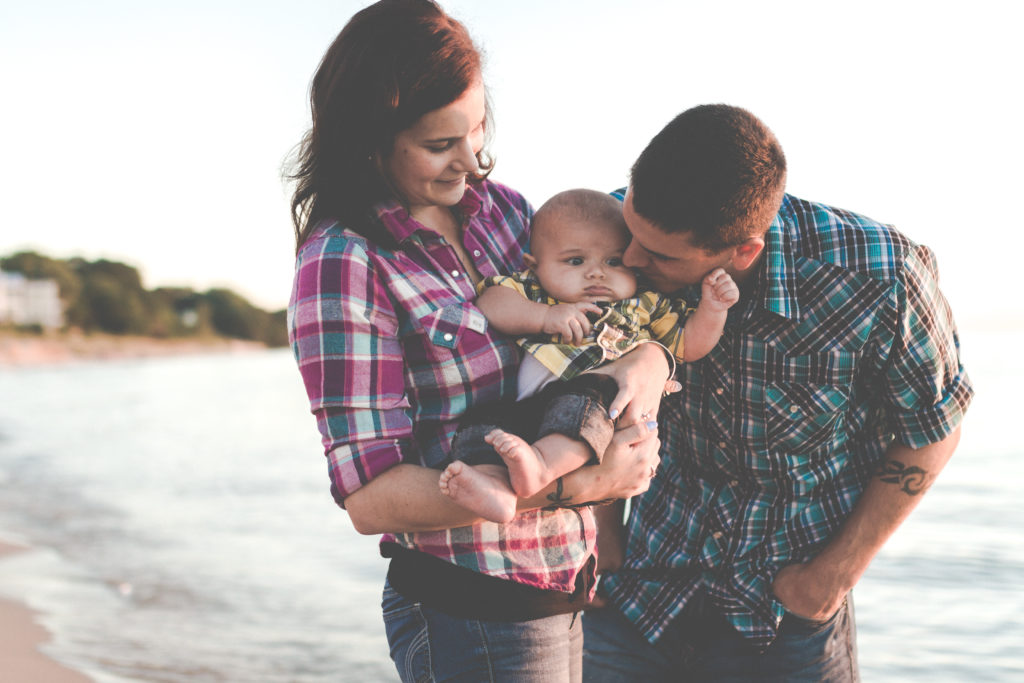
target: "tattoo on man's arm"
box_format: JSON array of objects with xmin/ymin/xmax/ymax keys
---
[{"xmin": 875, "ymin": 459, "xmax": 933, "ymax": 495}]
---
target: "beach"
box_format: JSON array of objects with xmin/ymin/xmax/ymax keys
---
[
  {"xmin": 0, "ymin": 331, "xmax": 266, "ymax": 368},
  {"xmin": 0, "ymin": 336, "xmax": 278, "ymax": 683},
  {"xmin": 0, "ymin": 542, "xmax": 92, "ymax": 682}
]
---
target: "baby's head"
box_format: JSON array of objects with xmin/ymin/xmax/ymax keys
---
[{"xmin": 524, "ymin": 189, "xmax": 638, "ymax": 304}]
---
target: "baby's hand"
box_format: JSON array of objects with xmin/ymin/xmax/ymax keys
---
[
  {"xmin": 542, "ymin": 302, "xmax": 602, "ymax": 345},
  {"xmin": 700, "ymin": 268, "xmax": 739, "ymax": 312}
]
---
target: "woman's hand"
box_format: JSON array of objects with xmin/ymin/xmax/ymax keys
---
[
  {"xmin": 588, "ymin": 342, "xmax": 671, "ymax": 426},
  {"xmin": 558, "ymin": 420, "xmax": 661, "ymax": 504}
]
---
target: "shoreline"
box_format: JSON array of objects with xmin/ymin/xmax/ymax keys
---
[
  {"xmin": 0, "ymin": 331, "xmax": 268, "ymax": 368},
  {"xmin": 0, "ymin": 542, "xmax": 93, "ymax": 682}
]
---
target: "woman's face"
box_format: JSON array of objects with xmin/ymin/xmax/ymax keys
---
[{"xmin": 384, "ymin": 82, "xmax": 486, "ymax": 219}]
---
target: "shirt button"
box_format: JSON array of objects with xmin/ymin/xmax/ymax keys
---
[
  {"xmin": 789, "ymin": 405, "xmax": 800, "ymax": 413},
  {"xmin": 729, "ymin": 479, "xmax": 739, "ymax": 487},
  {"xmin": 712, "ymin": 531, "xmax": 724, "ymax": 540},
  {"xmin": 718, "ymin": 441, "xmax": 727, "ymax": 449},
  {"xmin": 715, "ymin": 387, "xmax": 724, "ymax": 395},
  {"xmin": 473, "ymin": 250, "xmax": 481, "ymax": 257},
  {"xmin": 450, "ymin": 270, "xmax": 461, "ymax": 278},
  {"xmin": 443, "ymin": 333, "xmax": 454, "ymax": 342}
]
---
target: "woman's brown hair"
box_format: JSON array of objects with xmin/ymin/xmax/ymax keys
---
[{"xmin": 288, "ymin": 0, "xmax": 492, "ymax": 250}]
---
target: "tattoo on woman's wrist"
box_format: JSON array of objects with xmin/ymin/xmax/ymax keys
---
[
  {"xmin": 545, "ymin": 477, "xmax": 573, "ymax": 508},
  {"xmin": 543, "ymin": 478, "xmax": 616, "ymax": 510},
  {"xmin": 875, "ymin": 459, "xmax": 933, "ymax": 495}
]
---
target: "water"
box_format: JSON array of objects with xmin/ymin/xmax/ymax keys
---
[
  {"xmin": 0, "ymin": 331, "xmax": 1021, "ymax": 681},
  {"xmin": 0, "ymin": 350, "xmax": 394, "ymax": 682}
]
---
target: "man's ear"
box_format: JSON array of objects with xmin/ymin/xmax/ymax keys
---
[
  {"xmin": 731, "ymin": 236, "xmax": 765, "ymax": 273},
  {"xmin": 523, "ymin": 253, "xmax": 538, "ymax": 270}
]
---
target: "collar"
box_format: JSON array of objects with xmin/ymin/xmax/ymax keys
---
[
  {"xmin": 755, "ymin": 194, "xmax": 801, "ymax": 321},
  {"xmin": 372, "ymin": 181, "xmax": 490, "ymax": 244}
]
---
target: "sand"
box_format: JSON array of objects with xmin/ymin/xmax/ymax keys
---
[{"xmin": 0, "ymin": 542, "xmax": 93, "ymax": 682}]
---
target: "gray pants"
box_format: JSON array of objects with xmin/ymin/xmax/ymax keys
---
[{"xmin": 451, "ymin": 373, "xmax": 619, "ymax": 467}]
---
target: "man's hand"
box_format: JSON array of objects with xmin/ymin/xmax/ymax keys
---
[
  {"xmin": 701, "ymin": 268, "xmax": 739, "ymax": 312},
  {"xmin": 772, "ymin": 430, "xmax": 963, "ymax": 623},
  {"xmin": 542, "ymin": 302, "xmax": 602, "ymax": 345},
  {"xmin": 772, "ymin": 560, "xmax": 849, "ymax": 622}
]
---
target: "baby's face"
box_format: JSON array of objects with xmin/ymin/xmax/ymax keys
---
[{"xmin": 528, "ymin": 215, "xmax": 638, "ymax": 304}]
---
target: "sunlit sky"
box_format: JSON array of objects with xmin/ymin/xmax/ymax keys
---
[{"xmin": 1, "ymin": 1, "xmax": 1020, "ymax": 327}]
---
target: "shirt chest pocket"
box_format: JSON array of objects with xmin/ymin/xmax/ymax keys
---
[
  {"xmin": 404, "ymin": 303, "xmax": 492, "ymax": 367},
  {"xmin": 416, "ymin": 304, "xmax": 486, "ymax": 349},
  {"xmin": 763, "ymin": 350, "xmax": 858, "ymax": 455},
  {"xmin": 403, "ymin": 304, "xmax": 516, "ymax": 414}
]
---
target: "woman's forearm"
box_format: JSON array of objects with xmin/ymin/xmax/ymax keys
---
[
  {"xmin": 344, "ymin": 464, "xmax": 483, "ymax": 534},
  {"xmin": 527, "ymin": 420, "xmax": 662, "ymax": 507},
  {"xmin": 347, "ymin": 417, "xmax": 661, "ymax": 535}
]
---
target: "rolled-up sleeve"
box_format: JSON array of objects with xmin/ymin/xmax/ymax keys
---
[
  {"xmin": 884, "ymin": 244, "xmax": 974, "ymax": 447},
  {"xmin": 289, "ymin": 233, "xmax": 414, "ymax": 503}
]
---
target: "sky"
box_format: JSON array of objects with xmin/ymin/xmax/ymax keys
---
[{"xmin": 1, "ymin": 0, "xmax": 1020, "ymax": 326}]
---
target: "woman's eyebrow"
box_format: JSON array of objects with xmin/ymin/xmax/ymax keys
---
[{"xmin": 424, "ymin": 117, "xmax": 485, "ymax": 144}]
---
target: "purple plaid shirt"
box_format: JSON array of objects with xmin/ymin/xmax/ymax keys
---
[{"xmin": 289, "ymin": 180, "xmax": 597, "ymax": 593}]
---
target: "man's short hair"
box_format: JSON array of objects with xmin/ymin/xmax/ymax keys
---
[{"xmin": 629, "ymin": 104, "xmax": 787, "ymax": 252}]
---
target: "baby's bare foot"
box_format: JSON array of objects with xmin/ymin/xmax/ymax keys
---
[
  {"xmin": 485, "ymin": 430, "xmax": 550, "ymax": 498},
  {"xmin": 439, "ymin": 461, "xmax": 518, "ymax": 524}
]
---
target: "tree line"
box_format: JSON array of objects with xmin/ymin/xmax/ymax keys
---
[{"xmin": 1, "ymin": 251, "xmax": 288, "ymax": 347}]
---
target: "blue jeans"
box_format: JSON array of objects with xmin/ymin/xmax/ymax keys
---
[
  {"xmin": 582, "ymin": 596, "xmax": 858, "ymax": 682},
  {"xmin": 382, "ymin": 582, "xmax": 583, "ymax": 682}
]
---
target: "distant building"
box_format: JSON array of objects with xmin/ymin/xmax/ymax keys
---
[{"xmin": 0, "ymin": 270, "xmax": 64, "ymax": 329}]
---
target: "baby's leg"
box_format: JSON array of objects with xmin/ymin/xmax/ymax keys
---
[
  {"xmin": 439, "ymin": 461, "xmax": 518, "ymax": 524},
  {"xmin": 485, "ymin": 429, "xmax": 592, "ymax": 498}
]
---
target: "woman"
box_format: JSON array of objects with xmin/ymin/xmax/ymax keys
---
[{"xmin": 287, "ymin": 2, "xmax": 667, "ymax": 680}]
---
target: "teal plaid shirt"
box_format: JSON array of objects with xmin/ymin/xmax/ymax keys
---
[{"xmin": 602, "ymin": 193, "xmax": 974, "ymax": 650}]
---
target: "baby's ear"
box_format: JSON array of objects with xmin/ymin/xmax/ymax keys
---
[{"xmin": 523, "ymin": 253, "xmax": 538, "ymax": 270}]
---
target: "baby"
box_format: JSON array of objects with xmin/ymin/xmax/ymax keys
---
[{"xmin": 439, "ymin": 188, "xmax": 739, "ymax": 522}]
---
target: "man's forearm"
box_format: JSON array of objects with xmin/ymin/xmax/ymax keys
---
[
  {"xmin": 773, "ymin": 425, "xmax": 963, "ymax": 619},
  {"xmin": 820, "ymin": 426, "xmax": 961, "ymax": 587}
]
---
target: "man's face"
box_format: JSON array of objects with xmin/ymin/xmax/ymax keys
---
[{"xmin": 621, "ymin": 188, "xmax": 735, "ymax": 294}]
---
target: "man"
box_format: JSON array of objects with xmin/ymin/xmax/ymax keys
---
[{"xmin": 582, "ymin": 104, "xmax": 973, "ymax": 681}]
